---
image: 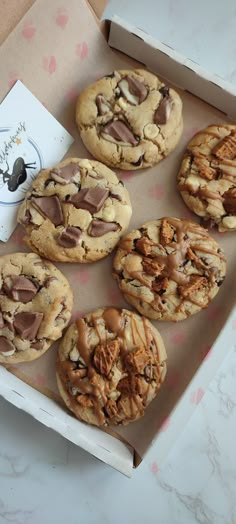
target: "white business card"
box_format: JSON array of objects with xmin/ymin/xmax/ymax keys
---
[{"xmin": 0, "ymin": 81, "xmax": 74, "ymax": 242}]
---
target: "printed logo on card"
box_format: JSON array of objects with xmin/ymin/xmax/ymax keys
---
[{"xmin": 0, "ymin": 123, "xmax": 42, "ymax": 205}]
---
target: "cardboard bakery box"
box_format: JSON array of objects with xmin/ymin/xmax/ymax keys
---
[
  {"xmin": 103, "ymin": 0, "xmax": 236, "ymax": 119},
  {"xmin": 0, "ymin": 0, "xmax": 235, "ymax": 477}
]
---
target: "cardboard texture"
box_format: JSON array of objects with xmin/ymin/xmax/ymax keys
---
[{"xmin": 0, "ymin": 0, "xmax": 235, "ymax": 475}]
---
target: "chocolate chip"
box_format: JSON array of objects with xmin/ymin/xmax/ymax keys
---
[
  {"xmin": 0, "ymin": 337, "xmax": 15, "ymax": 354},
  {"xmin": 0, "ymin": 311, "xmax": 4, "ymax": 329},
  {"xmin": 223, "ymin": 188, "xmax": 236, "ymax": 214},
  {"xmin": 31, "ymin": 340, "xmax": 44, "ymax": 350},
  {"xmin": 57, "ymin": 227, "xmax": 82, "ymax": 248},
  {"xmin": 105, "ymin": 72, "xmax": 116, "ymax": 79},
  {"xmin": 51, "ymin": 164, "xmax": 80, "ymax": 185},
  {"xmin": 200, "ymin": 218, "xmax": 215, "ymax": 229},
  {"xmin": 102, "ymin": 120, "xmax": 139, "ymax": 146},
  {"xmin": 14, "ymin": 312, "xmax": 43, "ymax": 340},
  {"xmin": 68, "ymin": 187, "xmax": 109, "ymax": 214},
  {"xmin": 131, "ymin": 155, "xmax": 144, "ymax": 167},
  {"xmin": 88, "ymin": 219, "xmax": 119, "ymax": 237},
  {"xmin": 44, "ymin": 276, "xmax": 58, "ymax": 288},
  {"xmin": 159, "ymin": 86, "xmax": 169, "ymax": 97},
  {"xmin": 109, "ymin": 192, "xmax": 122, "ymax": 201},
  {"xmin": 154, "ymin": 97, "xmax": 172, "ymax": 125},
  {"xmin": 31, "ymin": 196, "xmax": 64, "ymax": 226},
  {"xmin": 44, "ymin": 179, "xmax": 55, "ymax": 188},
  {"xmin": 96, "ymin": 94, "xmax": 111, "ymax": 116},
  {"xmin": 3, "ymin": 276, "xmax": 38, "ymax": 303}
]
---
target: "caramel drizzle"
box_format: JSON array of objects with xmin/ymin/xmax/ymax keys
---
[{"xmin": 58, "ymin": 308, "xmax": 164, "ymax": 424}]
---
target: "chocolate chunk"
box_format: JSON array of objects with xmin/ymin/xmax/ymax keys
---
[
  {"xmin": 0, "ymin": 337, "xmax": 15, "ymax": 354},
  {"xmin": 14, "ymin": 312, "xmax": 43, "ymax": 340},
  {"xmin": 223, "ymin": 187, "xmax": 236, "ymax": 214},
  {"xmin": 126, "ymin": 76, "xmax": 147, "ymax": 103},
  {"xmin": 88, "ymin": 219, "xmax": 119, "ymax": 237},
  {"xmin": 31, "ymin": 196, "xmax": 64, "ymax": 226},
  {"xmin": 51, "ymin": 163, "xmax": 80, "ymax": 185},
  {"xmin": 0, "ymin": 311, "xmax": 4, "ymax": 329},
  {"xmin": 159, "ymin": 86, "xmax": 169, "ymax": 97},
  {"xmin": 118, "ymin": 76, "xmax": 147, "ymax": 105},
  {"xmin": 3, "ymin": 276, "xmax": 38, "ymax": 303},
  {"xmin": 68, "ymin": 187, "xmax": 109, "ymax": 214},
  {"xmin": 154, "ymin": 97, "xmax": 172, "ymax": 125},
  {"xmin": 31, "ymin": 340, "xmax": 44, "ymax": 350},
  {"xmin": 109, "ymin": 192, "xmax": 122, "ymax": 201},
  {"xmin": 96, "ymin": 94, "xmax": 111, "ymax": 116},
  {"xmin": 57, "ymin": 227, "xmax": 82, "ymax": 248},
  {"xmin": 102, "ymin": 120, "xmax": 139, "ymax": 146}
]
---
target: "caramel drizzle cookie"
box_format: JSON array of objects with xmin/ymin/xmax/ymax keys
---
[
  {"xmin": 177, "ymin": 124, "xmax": 236, "ymax": 232},
  {"xmin": 112, "ymin": 218, "xmax": 226, "ymax": 321},
  {"xmin": 76, "ymin": 69, "xmax": 183, "ymax": 170},
  {"xmin": 0, "ymin": 252, "xmax": 73, "ymax": 363},
  {"xmin": 56, "ymin": 307, "xmax": 167, "ymax": 427},
  {"xmin": 17, "ymin": 158, "xmax": 132, "ymax": 263}
]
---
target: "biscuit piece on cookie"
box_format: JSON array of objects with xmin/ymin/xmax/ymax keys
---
[
  {"xmin": 76, "ymin": 69, "xmax": 183, "ymax": 170},
  {"xmin": 0, "ymin": 252, "xmax": 73, "ymax": 363},
  {"xmin": 17, "ymin": 158, "xmax": 132, "ymax": 262},
  {"xmin": 113, "ymin": 218, "xmax": 226, "ymax": 321},
  {"xmin": 177, "ymin": 124, "xmax": 236, "ymax": 232},
  {"xmin": 56, "ymin": 307, "xmax": 167, "ymax": 426}
]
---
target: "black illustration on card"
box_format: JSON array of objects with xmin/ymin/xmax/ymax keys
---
[{"xmin": 0, "ymin": 157, "xmax": 36, "ymax": 192}]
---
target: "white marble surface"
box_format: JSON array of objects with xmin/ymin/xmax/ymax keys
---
[{"xmin": 0, "ymin": 345, "xmax": 236, "ymax": 524}]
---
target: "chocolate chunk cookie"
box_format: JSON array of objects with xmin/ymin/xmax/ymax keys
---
[
  {"xmin": 17, "ymin": 158, "xmax": 132, "ymax": 262},
  {"xmin": 177, "ymin": 125, "xmax": 236, "ymax": 232},
  {"xmin": 76, "ymin": 69, "xmax": 183, "ymax": 170},
  {"xmin": 112, "ymin": 218, "xmax": 226, "ymax": 321},
  {"xmin": 0, "ymin": 252, "xmax": 73, "ymax": 363},
  {"xmin": 56, "ymin": 307, "xmax": 167, "ymax": 427}
]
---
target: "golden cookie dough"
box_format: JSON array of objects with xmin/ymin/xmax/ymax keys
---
[
  {"xmin": 17, "ymin": 158, "xmax": 132, "ymax": 262},
  {"xmin": 112, "ymin": 217, "xmax": 226, "ymax": 321},
  {"xmin": 177, "ymin": 124, "xmax": 236, "ymax": 232},
  {"xmin": 76, "ymin": 69, "xmax": 183, "ymax": 170},
  {"xmin": 56, "ymin": 307, "xmax": 167, "ymax": 427},
  {"xmin": 0, "ymin": 252, "xmax": 73, "ymax": 364}
]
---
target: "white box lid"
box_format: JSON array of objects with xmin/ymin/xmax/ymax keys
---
[{"xmin": 104, "ymin": 0, "xmax": 236, "ymax": 87}]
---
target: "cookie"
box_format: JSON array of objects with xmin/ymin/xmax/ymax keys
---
[
  {"xmin": 177, "ymin": 124, "xmax": 236, "ymax": 232},
  {"xmin": 76, "ymin": 69, "xmax": 183, "ymax": 170},
  {"xmin": 17, "ymin": 158, "xmax": 132, "ymax": 263},
  {"xmin": 0, "ymin": 252, "xmax": 73, "ymax": 363},
  {"xmin": 56, "ymin": 307, "xmax": 167, "ymax": 427},
  {"xmin": 112, "ymin": 218, "xmax": 226, "ymax": 321}
]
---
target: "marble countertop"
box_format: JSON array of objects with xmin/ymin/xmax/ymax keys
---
[{"xmin": 1, "ymin": 344, "xmax": 236, "ymax": 524}]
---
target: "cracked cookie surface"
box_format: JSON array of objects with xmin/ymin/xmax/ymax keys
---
[
  {"xmin": 177, "ymin": 124, "xmax": 236, "ymax": 232},
  {"xmin": 17, "ymin": 158, "xmax": 132, "ymax": 262},
  {"xmin": 56, "ymin": 307, "xmax": 167, "ymax": 427},
  {"xmin": 0, "ymin": 252, "xmax": 73, "ymax": 363},
  {"xmin": 76, "ymin": 69, "xmax": 183, "ymax": 170},
  {"xmin": 112, "ymin": 218, "xmax": 226, "ymax": 321}
]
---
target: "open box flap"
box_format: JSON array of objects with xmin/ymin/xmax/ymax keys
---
[
  {"xmin": 102, "ymin": 14, "xmax": 236, "ymax": 119},
  {"xmin": 0, "ymin": 366, "xmax": 134, "ymax": 477}
]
